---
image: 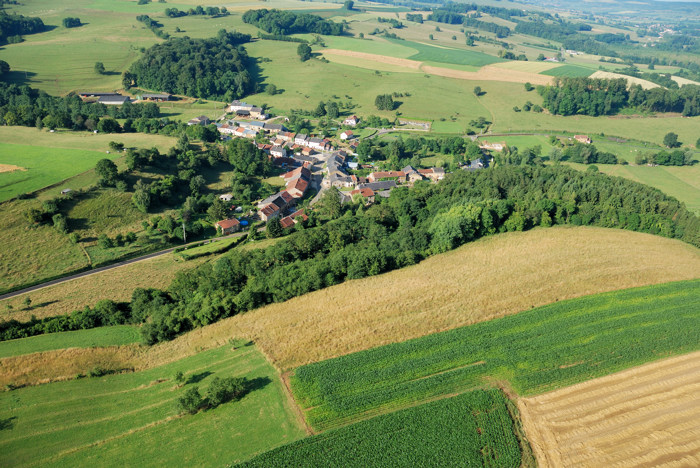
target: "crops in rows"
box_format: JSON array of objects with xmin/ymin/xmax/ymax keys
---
[
  {"xmin": 291, "ymin": 279, "xmax": 700, "ymax": 430},
  {"xmin": 238, "ymin": 389, "xmax": 521, "ymax": 468}
]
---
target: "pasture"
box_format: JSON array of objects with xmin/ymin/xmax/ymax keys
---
[
  {"xmin": 541, "ymin": 65, "xmax": 593, "ymax": 77},
  {"xmin": 239, "ymin": 390, "xmax": 525, "ymax": 467},
  {"xmin": 290, "ymin": 279, "xmax": 700, "ymax": 430},
  {"xmin": 520, "ymin": 351, "xmax": 700, "ymax": 467},
  {"xmin": 0, "ymin": 326, "xmax": 140, "ymax": 358},
  {"xmin": 0, "ymin": 345, "xmax": 305, "ymax": 467}
]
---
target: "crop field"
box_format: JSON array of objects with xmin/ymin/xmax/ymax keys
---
[
  {"xmin": 239, "ymin": 390, "xmax": 524, "ymax": 468},
  {"xmin": 541, "ymin": 65, "xmax": 594, "ymax": 77},
  {"xmin": 137, "ymin": 227, "xmax": 700, "ymax": 375},
  {"xmin": 388, "ymin": 39, "xmax": 506, "ymax": 67},
  {"xmin": 0, "ymin": 345, "xmax": 305, "ymax": 467},
  {"xmin": 0, "ymin": 143, "xmax": 119, "ymax": 202},
  {"xmin": 590, "ymin": 70, "xmax": 660, "ymax": 89},
  {"xmin": 290, "ymin": 279, "xmax": 700, "ymax": 430},
  {"xmin": 520, "ymin": 351, "xmax": 700, "ymax": 467},
  {"xmin": 0, "ymin": 326, "xmax": 140, "ymax": 358}
]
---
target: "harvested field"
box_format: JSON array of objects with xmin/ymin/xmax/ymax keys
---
[
  {"xmin": 671, "ymin": 76, "xmax": 700, "ymax": 87},
  {"xmin": 0, "ymin": 164, "xmax": 26, "ymax": 173},
  {"xmin": 320, "ymin": 49, "xmax": 553, "ymax": 85},
  {"xmin": 519, "ymin": 351, "xmax": 700, "ymax": 468},
  {"xmin": 590, "ymin": 70, "xmax": 660, "ymax": 89}
]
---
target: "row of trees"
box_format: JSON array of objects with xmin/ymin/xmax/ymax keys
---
[
  {"xmin": 539, "ymin": 77, "xmax": 700, "ymax": 117},
  {"xmin": 164, "ymin": 6, "xmax": 229, "ymax": 18},
  {"xmin": 0, "ymin": 11, "xmax": 45, "ymax": 44},
  {"xmin": 126, "ymin": 30, "xmax": 254, "ymax": 101},
  {"xmin": 242, "ymin": 9, "xmax": 344, "ymax": 36}
]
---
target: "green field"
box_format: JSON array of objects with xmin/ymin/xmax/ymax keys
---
[
  {"xmin": 239, "ymin": 389, "xmax": 523, "ymax": 468},
  {"xmin": 0, "ymin": 326, "xmax": 140, "ymax": 358},
  {"xmin": 388, "ymin": 38, "xmax": 506, "ymax": 67},
  {"xmin": 0, "ymin": 143, "xmax": 120, "ymax": 202},
  {"xmin": 542, "ymin": 64, "xmax": 594, "ymax": 77},
  {"xmin": 0, "ymin": 345, "xmax": 305, "ymax": 467},
  {"xmin": 291, "ymin": 280, "xmax": 700, "ymax": 430},
  {"xmin": 176, "ymin": 235, "xmax": 245, "ymax": 260}
]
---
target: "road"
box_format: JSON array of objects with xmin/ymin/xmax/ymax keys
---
[{"xmin": 0, "ymin": 231, "xmax": 249, "ymax": 302}]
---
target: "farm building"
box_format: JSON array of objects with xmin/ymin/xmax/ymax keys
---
[
  {"xmin": 140, "ymin": 93, "xmax": 171, "ymax": 102},
  {"xmin": 98, "ymin": 95, "xmax": 130, "ymax": 105},
  {"xmin": 187, "ymin": 116, "xmax": 211, "ymax": 126},
  {"xmin": 215, "ymin": 218, "xmax": 241, "ymax": 235},
  {"xmin": 340, "ymin": 131, "xmax": 354, "ymax": 140},
  {"xmin": 574, "ymin": 135, "xmax": 592, "ymax": 144}
]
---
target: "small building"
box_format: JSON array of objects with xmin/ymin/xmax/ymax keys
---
[
  {"xmin": 307, "ymin": 137, "xmax": 325, "ymax": 151},
  {"xmin": 215, "ymin": 218, "xmax": 241, "ymax": 235},
  {"xmin": 279, "ymin": 131, "xmax": 296, "ymax": 142},
  {"xmin": 60, "ymin": 188, "xmax": 73, "ymax": 195},
  {"xmin": 270, "ymin": 146, "xmax": 287, "ymax": 158},
  {"xmin": 417, "ymin": 167, "xmax": 445, "ymax": 182},
  {"xmin": 98, "ymin": 95, "xmax": 130, "ymax": 105},
  {"xmin": 340, "ymin": 130, "xmax": 354, "ymax": 140},
  {"xmin": 349, "ymin": 187, "xmax": 375, "ymax": 204},
  {"xmin": 343, "ymin": 115, "xmax": 359, "ymax": 126},
  {"xmin": 187, "ymin": 115, "xmax": 211, "ymax": 126},
  {"xmin": 265, "ymin": 123, "xmax": 286, "ymax": 133},
  {"xmin": 295, "ymin": 134, "xmax": 309, "ymax": 146},
  {"xmin": 368, "ymin": 171, "xmax": 406, "ymax": 183},
  {"xmin": 358, "ymin": 180, "xmax": 397, "ymax": 192},
  {"xmin": 219, "ymin": 193, "xmax": 233, "ymax": 202},
  {"xmin": 574, "ymin": 135, "xmax": 592, "ymax": 144},
  {"xmin": 140, "ymin": 93, "xmax": 171, "ymax": 102},
  {"xmin": 228, "ymin": 100, "xmax": 254, "ymax": 113},
  {"xmin": 250, "ymin": 107, "xmax": 267, "ymax": 120}
]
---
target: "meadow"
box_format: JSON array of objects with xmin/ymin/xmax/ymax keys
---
[
  {"xmin": 0, "ymin": 326, "xmax": 140, "ymax": 358},
  {"xmin": 0, "ymin": 345, "xmax": 305, "ymax": 467},
  {"xmin": 239, "ymin": 389, "xmax": 524, "ymax": 467},
  {"xmin": 291, "ymin": 279, "xmax": 700, "ymax": 430}
]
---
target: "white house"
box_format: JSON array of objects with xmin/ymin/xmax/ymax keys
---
[
  {"xmin": 343, "ymin": 115, "xmax": 359, "ymax": 126},
  {"xmin": 340, "ymin": 130, "xmax": 354, "ymax": 140}
]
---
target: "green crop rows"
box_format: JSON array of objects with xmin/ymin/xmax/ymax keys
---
[
  {"xmin": 238, "ymin": 389, "xmax": 521, "ymax": 468},
  {"xmin": 292, "ymin": 280, "xmax": 700, "ymax": 430}
]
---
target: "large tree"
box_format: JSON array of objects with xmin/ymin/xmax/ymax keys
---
[
  {"xmin": 297, "ymin": 43, "xmax": 312, "ymax": 62},
  {"xmin": 95, "ymin": 159, "xmax": 118, "ymax": 186}
]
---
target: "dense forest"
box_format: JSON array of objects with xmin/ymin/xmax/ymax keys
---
[
  {"xmin": 0, "ymin": 84, "xmax": 160, "ymax": 128},
  {"xmin": 3, "ymin": 165, "xmax": 698, "ymax": 342},
  {"xmin": 538, "ymin": 77, "xmax": 700, "ymax": 117},
  {"xmin": 127, "ymin": 30, "xmax": 254, "ymax": 101},
  {"xmin": 0, "ymin": 11, "xmax": 45, "ymax": 44},
  {"xmin": 241, "ymin": 9, "xmax": 345, "ymax": 36}
]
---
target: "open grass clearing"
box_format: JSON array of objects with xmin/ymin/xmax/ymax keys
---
[
  {"xmin": 0, "ymin": 345, "xmax": 305, "ymax": 467},
  {"xmin": 541, "ymin": 64, "xmax": 594, "ymax": 77},
  {"xmin": 491, "ymin": 61, "xmax": 561, "ymax": 73},
  {"xmin": 387, "ymin": 38, "xmax": 505, "ymax": 67},
  {"xmin": 290, "ymin": 279, "xmax": 700, "ymax": 430},
  {"xmin": 520, "ymin": 350, "xmax": 700, "ymax": 468},
  {"xmin": 0, "ymin": 326, "xmax": 140, "ymax": 358}
]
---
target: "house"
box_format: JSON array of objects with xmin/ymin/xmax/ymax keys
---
[
  {"xmin": 358, "ymin": 180, "xmax": 397, "ymax": 192},
  {"xmin": 349, "ymin": 187, "xmax": 375, "ymax": 204},
  {"xmin": 265, "ymin": 123, "xmax": 286, "ymax": 133},
  {"xmin": 235, "ymin": 109, "xmax": 251, "ymax": 117},
  {"xmin": 402, "ymin": 165, "xmax": 425, "ymax": 183},
  {"xmin": 259, "ymin": 204, "xmax": 281, "ymax": 222},
  {"xmin": 239, "ymin": 121, "xmax": 265, "ymax": 130},
  {"xmin": 187, "ymin": 115, "xmax": 211, "ymax": 126},
  {"xmin": 478, "ymin": 141, "xmax": 506, "ymax": 152},
  {"xmin": 307, "ymin": 137, "xmax": 325, "ymax": 151},
  {"xmin": 301, "ymin": 147, "xmax": 316, "ymax": 157},
  {"xmin": 215, "ymin": 218, "xmax": 241, "ymax": 235},
  {"xmin": 340, "ymin": 130, "xmax": 354, "ymax": 140},
  {"xmin": 368, "ymin": 171, "xmax": 406, "ymax": 183},
  {"xmin": 140, "ymin": 93, "xmax": 171, "ymax": 102},
  {"xmin": 278, "ymin": 131, "xmax": 296, "ymax": 142},
  {"xmin": 249, "ymin": 107, "xmax": 266, "ymax": 119},
  {"xmin": 574, "ymin": 135, "xmax": 592, "ymax": 144},
  {"xmin": 270, "ymin": 146, "xmax": 287, "ymax": 158},
  {"xmin": 293, "ymin": 154, "xmax": 316, "ymax": 165},
  {"xmin": 217, "ymin": 123, "xmax": 236, "ymax": 135},
  {"xmin": 98, "ymin": 95, "xmax": 130, "ymax": 105},
  {"xmin": 279, "ymin": 209, "xmax": 308, "ymax": 229},
  {"xmin": 286, "ymin": 177, "xmax": 309, "ymax": 198},
  {"xmin": 343, "ymin": 115, "xmax": 359, "ymax": 126},
  {"xmin": 282, "ymin": 166, "xmax": 312, "ymax": 182},
  {"xmin": 228, "ymin": 100, "xmax": 254, "ymax": 113},
  {"xmin": 417, "ymin": 167, "xmax": 445, "ymax": 181},
  {"xmin": 219, "ymin": 193, "xmax": 233, "ymax": 202},
  {"xmin": 295, "ymin": 134, "xmax": 309, "ymax": 146}
]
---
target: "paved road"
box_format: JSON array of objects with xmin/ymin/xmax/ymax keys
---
[{"xmin": 0, "ymin": 232, "xmax": 249, "ymax": 302}]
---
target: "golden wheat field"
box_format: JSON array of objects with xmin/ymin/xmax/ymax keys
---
[
  {"xmin": 3, "ymin": 226, "xmax": 700, "ymax": 386},
  {"xmin": 519, "ymin": 350, "xmax": 700, "ymax": 468}
]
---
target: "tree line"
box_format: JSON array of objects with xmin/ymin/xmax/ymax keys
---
[
  {"xmin": 0, "ymin": 11, "xmax": 44, "ymax": 44},
  {"xmin": 3, "ymin": 165, "xmax": 697, "ymax": 343},
  {"xmin": 164, "ymin": 6, "xmax": 230, "ymax": 18},
  {"xmin": 126, "ymin": 30, "xmax": 254, "ymax": 101},
  {"xmin": 241, "ymin": 9, "xmax": 344, "ymax": 36},
  {"xmin": 538, "ymin": 76, "xmax": 700, "ymax": 117}
]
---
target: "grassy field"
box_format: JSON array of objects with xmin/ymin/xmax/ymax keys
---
[
  {"xmin": 290, "ymin": 280, "xmax": 700, "ymax": 430},
  {"xmin": 0, "ymin": 345, "xmax": 305, "ymax": 467},
  {"xmin": 0, "ymin": 326, "xmax": 140, "ymax": 358},
  {"xmin": 387, "ymin": 39, "xmax": 505, "ymax": 67},
  {"xmin": 176, "ymin": 235, "xmax": 245, "ymax": 260},
  {"xmin": 239, "ymin": 390, "xmax": 524, "ymax": 467},
  {"xmin": 541, "ymin": 65, "xmax": 594, "ymax": 77}
]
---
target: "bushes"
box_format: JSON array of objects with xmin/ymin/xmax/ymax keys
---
[{"xmin": 176, "ymin": 376, "xmax": 248, "ymax": 415}]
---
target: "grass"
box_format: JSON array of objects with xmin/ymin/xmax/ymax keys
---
[
  {"xmin": 542, "ymin": 64, "xmax": 594, "ymax": 77},
  {"xmin": 0, "ymin": 326, "xmax": 140, "ymax": 358},
  {"xmin": 239, "ymin": 390, "xmax": 523, "ymax": 467},
  {"xmin": 387, "ymin": 38, "xmax": 505, "ymax": 67},
  {"xmin": 0, "ymin": 143, "xmax": 119, "ymax": 202},
  {"xmin": 176, "ymin": 235, "xmax": 245, "ymax": 260},
  {"xmin": 0, "ymin": 345, "xmax": 306, "ymax": 467},
  {"xmin": 291, "ymin": 279, "xmax": 700, "ymax": 430}
]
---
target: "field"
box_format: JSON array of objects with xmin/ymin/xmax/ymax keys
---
[
  {"xmin": 0, "ymin": 326, "xmax": 140, "ymax": 358},
  {"xmin": 290, "ymin": 279, "xmax": 700, "ymax": 430},
  {"xmin": 541, "ymin": 65, "xmax": 594, "ymax": 77},
  {"xmin": 590, "ymin": 70, "xmax": 660, "ymax": 89},
  {"xmin": 520, "ymin": 351, "xmax": 700, "ymax": 468},
  {"xmin": 239, "ymin": 389, "xmax": 524, "ymax": 468},
  {"xmin": 0, "ymin": 345, "xmax": 306, "ymax": 467}
]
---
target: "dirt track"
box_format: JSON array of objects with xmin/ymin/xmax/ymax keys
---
[
  {"xmin": 519, "ymin": 351, "xmax": 700, "ymax": 467},
  {"xmin": 320, "ymin": 49, "xmax": 553, "ymax": 85},
  {"xmin": 0, "ymin": 164, "xmax": 26, "ymax": 173}
]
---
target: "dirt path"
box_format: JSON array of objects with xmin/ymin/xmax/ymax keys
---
[{"xmin": 518, "ymin": 351, "xmax": 700, "ymax": 468}]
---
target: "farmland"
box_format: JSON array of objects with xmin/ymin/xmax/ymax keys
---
[
  {"xmin": 0, "ymin": 345, "xmax": 305, "ymax": 467},
  {"xmin": 239, "ymin": 389, "xmax": 525, "ymax": 468},
  {"xmin": 0, "ymin": 325, "xmax": 140, "ymax": 358},
  {"xmin": 520, "ymin": 351, "xmax": 700, "ymax": 468},
  {"xmin": 290, "ymin": 279, "xmax": 700, "ymax": 430}
]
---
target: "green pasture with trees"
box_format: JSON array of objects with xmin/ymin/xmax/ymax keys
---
[{"xmin": 291, "ymin": 280, "xmax": 700, "ymax": 430}]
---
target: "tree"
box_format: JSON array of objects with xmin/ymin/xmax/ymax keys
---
[
  {"xmin": 52, "ymin": 214, "xmax": 68, "ymax": 234},
  {"xmin": 343, "ymin": 0, "xmax": 354, "ymax": 10},
  {"xmin": 266, "ymin": 217, "xmax": 283, "ymax": 238},
  {"xmin": 524, "ymin": 82, "xmax": 534, "ymax": 92},
  {"xmin": 173, "ymin": 371, "xmax": 185, "ymax": 386},
  {"xmin": 297, "ymin": 43, "xmax": 312, "ymax": 62},
  {"xmin": 536, "ymin": 53, "xmax": 545, "ymax": 61},
  {"xmin": 176, "ymin": 386, "xmax": 202, "ymax": 414},
  {"xmin": 318, "ymin": 187, "xmax": 342, "ymax": 219},
  {"xmin": 108, "ymin": 141, "xmax": 124, "ymax": 152},
  {"xmin": 473, "ymin": 86, "xmax": 483, "ymax": 96},
  {"xmin": 97, "ymin": 234, "xmax": 113, "ymax": 249},
  {"xmin": 94, "ymin": 62, "xmax": 106, "ymax": 75},
  {"xmin": 0, "ymin": 60, "xmax": 9, "ymax": 76},
  {"xmin": 206, "ymin": 377, "xmax": 247, "ymax": 407},
  {"xmin": 428, "ymin": 34, "xmax": 434, "ymax": 40},
  {"xmin": 207, "ymin": 198, "xmax": 228, "ymax": 222},
  {"xmin": 663, "ymin": 132, "xmax": 680, "ymax": 148},
  {"xmin": 266, "ymin": 83, "xmax": 277, "ymax": 95},
  {"xmin": 132, "ymin": 181, "xmax": 151, "ymax": 213},
  {"xmin": 95, "ymin": 159, "xmax": 118, "ymax": 186},
  {"xmin": 23, "ymin": 297, "xmax": 32, "ymax": 310},
  {"xmin": 374, "ymin": 94, "xmax": 394, "ymax": 111},
  {"xmin": 696, "ymin": 137, "xmax": 700, "ymax": 149},
  {"xmin": 62, "ymin": 17, "xmax": 81, "ymax": 28}
]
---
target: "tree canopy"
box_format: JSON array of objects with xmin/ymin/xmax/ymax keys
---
[{"xmin": 242, "ymin": 9, "xmax": 344, "ymax": 36}]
